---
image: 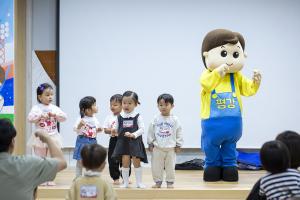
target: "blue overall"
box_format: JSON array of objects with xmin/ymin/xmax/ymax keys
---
[{"xmin": 201, "ymin": 73, "xmax": 242, "ymax": 168}]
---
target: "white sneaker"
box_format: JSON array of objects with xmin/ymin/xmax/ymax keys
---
[{"xmin": 136, "ymin": 182, "xmax": 146, "ymax": 188}]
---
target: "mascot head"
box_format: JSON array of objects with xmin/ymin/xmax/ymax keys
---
[{"xmin": 202, "ymin": 29, "xmax": 246, "ymax": 73}]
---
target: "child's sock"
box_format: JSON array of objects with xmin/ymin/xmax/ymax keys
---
[
  {"xmin": 75, "ymin": 162, "xmax": 82, "ymax": 178},
  {"xmin": 120, "ymin": 168, "xmax": 130, "ymax": 188},
  {"xmin": 135, "ymin": 167, "xmax": 146, "ymax": 188}
]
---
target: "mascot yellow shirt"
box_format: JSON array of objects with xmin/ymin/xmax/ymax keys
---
[{"xmin": 200, "ymin": 69, "xmax": 259, "ymax": 119}]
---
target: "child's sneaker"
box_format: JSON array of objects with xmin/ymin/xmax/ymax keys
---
[
  {"xmin": 151, "ymin": 183, "xmax": 162, "ymax": 188},
  {"xmin": 136, "ymin": 182, "xmax": 146, "ymax": 189}
]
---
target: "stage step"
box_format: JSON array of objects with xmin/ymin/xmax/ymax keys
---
[{"xmin": 37, "ymin": 168, "xmax": 265, "ymax": 200}]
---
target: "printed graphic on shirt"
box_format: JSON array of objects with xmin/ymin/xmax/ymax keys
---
[
  {"xmin": 156, "ymin": 122, "xmax": 174, "ymax": 138},
  {"xmin": 123, "ymin": 120, "xmax": 134, "ymax": 128},
  {"xmin": 80, "ymin": 185, "xmax": 97, "ymax": 198},
  {"xmin": 81, "ymin": 123, "xmax": 97, "ymax": 138},
  {"xmin": 39, "ymin": 110, "xmax": 57, "ymax": 133}
]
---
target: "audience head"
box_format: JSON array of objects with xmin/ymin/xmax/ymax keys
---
[
  {"xmin": 260, "ymin": 140, "xmax": 290, "ymax": 173},
  {"xmin": 81, "ymin": 144, "xmax": 107, "ymax": 171},
  {"xmin": 276, "ymin": 130, "xmax": 300, "ymax": 169},
  {"xmin": 0, "ymin": 119, "xmax": 16, "ymax": 153}
]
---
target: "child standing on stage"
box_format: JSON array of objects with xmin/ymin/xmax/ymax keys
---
[
  {"xmin": 73, "ymin": 96, "xmax": 102, "ymax": 179},
  {"xmin": 66, "ymin": 144, "xmax": 117, "ymax": 200},
  {"xmin": 148, "ymin": 93, "xmax": 183, "ymax": 188},
  {"xmin": 112, "ymin": 91, "xmax": 148, "ymax": 188},
  {"xmin": 103, "ymin": 94, "xmax": 131, "ymax": 185},
  {"xmin": 28, "ymin": 83, "xmax": 67, "ymax": 186}
]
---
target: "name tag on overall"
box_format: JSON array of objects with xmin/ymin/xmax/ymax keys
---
[
  {"xmin": 80, "ymin": 185, "xmax": 97, "ymax": 198},
  {"xmin": 123, "ymin": 120, "xmax": 134, "ymax": 128}
]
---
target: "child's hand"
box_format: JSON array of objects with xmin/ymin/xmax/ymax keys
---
[
  {"xmin": 111, "ymin": 129, "xmax": 118, "ymax": 137},
  {"xmin": 124, "ymin": 132, "xmax": 135, "ymax": 138},
  {"xmin": 104, "ymin": 128, "xmax": 111, "ymax": 134},
  {"xmin": 148, "ymin": 146, "xmax": 154, "ymax": 152},
  {"xmin": 175, "ymin": 146, "xmax": 181, "ymax": 153},
  {"xmin": 48, "ymin": 112, "xmax": 56, "ymax": 118},
  {"xmin": 252, "ymin": 69, "xmax": 262, "ymax": 85},
  {"xmin": 96, "ymin": 127, "xmax": 103, "ymax": 132},
  {"xmin": 41, "ymin": 113, "xmax": 49, "ymax": 119}
]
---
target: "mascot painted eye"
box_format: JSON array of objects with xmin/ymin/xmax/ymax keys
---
[
  {"xmin": 221, "ymin": 50, "xmax": 227, "ymax": 57},
  {"xmin": 200, "ymin": 29, "xmax": 262, "ymax": 182},
  {"xmin": 233, "ymin": 52, "xmax": 239, "ymax": 58}
]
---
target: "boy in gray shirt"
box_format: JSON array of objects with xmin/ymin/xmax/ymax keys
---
[{"xmin": 148, "ymin": 94, "xmax": 183, "ymax": 188}]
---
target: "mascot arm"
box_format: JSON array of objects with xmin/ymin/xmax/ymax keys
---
[
  {"xmin": 200, "ymin": 69, "xmax": 223, "ymax": 93},
  {"xmin": 237, "ymin": 72, "xmax": 260, "ymax": 97}
]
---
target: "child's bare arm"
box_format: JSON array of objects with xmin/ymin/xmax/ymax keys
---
[
  {"xmin": 104, "ymin": 128, "xmax": 112, "ymax": 134},
  {"xmin": 96, "ymin": 127, "xmax": 103, "ymax": 132}
]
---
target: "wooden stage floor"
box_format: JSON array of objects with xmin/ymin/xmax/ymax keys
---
[{"xmin": 37, "ymin": 167, "xmax": 266, "ymax": 200}]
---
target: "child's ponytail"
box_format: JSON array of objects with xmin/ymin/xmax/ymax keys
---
[{"xmin": 80, "ymin": 109, "xmax": 85, "ymax": 118}]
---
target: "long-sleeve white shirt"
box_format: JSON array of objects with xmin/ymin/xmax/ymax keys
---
[
  {"xmin": 112, "ymin": 111, "xmax": 144, "ymax": 138},
  {"xmin": 147, "ymin": 114, "xmax": 183, "ymax": 148},
  {"xmin": 73, "ymin": 116, "xmax": 101, "ymax": 138},
  {"xmin": 28, "ymin": 103, "xmax": 67, "ymax": 135}
]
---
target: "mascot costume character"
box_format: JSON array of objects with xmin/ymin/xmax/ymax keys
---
[{"xmin": 200, "ymin": 29, "xmax": 261, "ymax": 182}]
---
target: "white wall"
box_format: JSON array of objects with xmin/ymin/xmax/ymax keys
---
[
  {"xmin": 32, "ymin": 0, "xmax": 56, "ymax": 50},
  {"xmin": 59, "ymin": 0, "xmax": 300, "ymax": 148}
]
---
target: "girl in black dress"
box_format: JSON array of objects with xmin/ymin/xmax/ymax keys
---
[{"xmin": 112, "ymin": 91, "xmax": 148, "ymax": 188}]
